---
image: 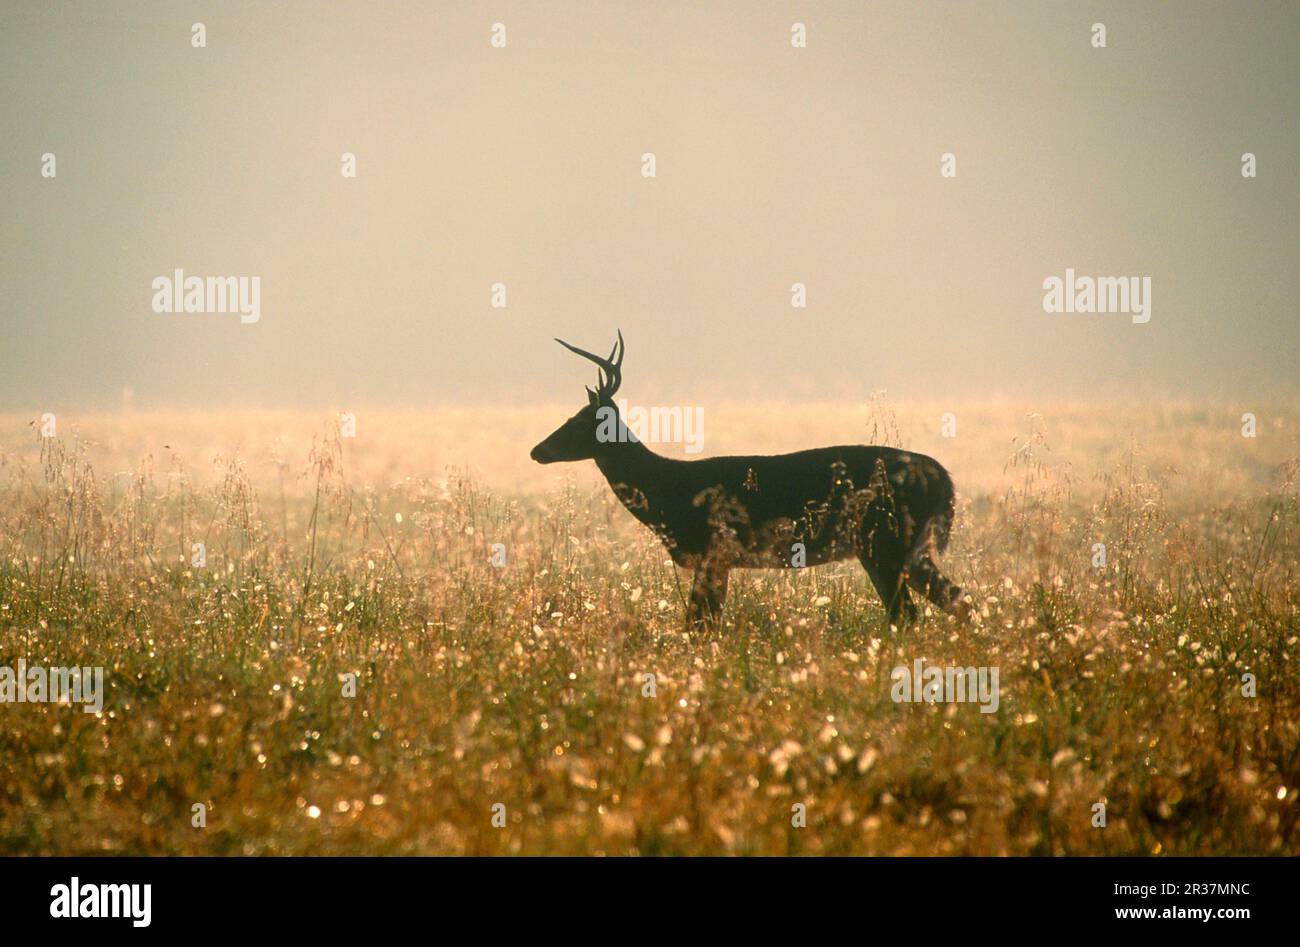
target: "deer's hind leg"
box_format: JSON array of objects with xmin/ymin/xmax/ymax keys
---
[
  {"xmin": 688, "ymin": 560, "xmax": 730, "ymax": 630},
  {"xmin": 904, "ymin": 517, "xmax": 966, "ymax": 618},
  {"xmin": 858, "ymin": 517, "xmax": 916, "ymax": 626},
  {"xmin": 852, "ymin": 482, "xmax": 920, "ymax": 627},
  {"xmin": 861, "ymin": 555, "xmax": 915, "ymax": 627}
]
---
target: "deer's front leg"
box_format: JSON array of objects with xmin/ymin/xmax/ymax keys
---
[{"xmin": 688, "ymin": 561, "xmax": 730, "ymax": 630}]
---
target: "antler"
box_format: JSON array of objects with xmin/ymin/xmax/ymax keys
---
[{"xmin": 555, "ymin": 330, "xmax": 623, "ymax": 399}]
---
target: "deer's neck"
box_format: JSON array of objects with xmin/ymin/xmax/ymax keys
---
[{"xmin": 594, "ymin": 440, "xmax": 669, "ymax": 523}]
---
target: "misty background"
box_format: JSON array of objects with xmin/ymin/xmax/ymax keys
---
[{"xmin": 1, "ymin": 0, "xmax": 1296, "ymax": 413}]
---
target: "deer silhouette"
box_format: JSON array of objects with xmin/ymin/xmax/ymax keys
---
[{"xmin": 531, "ymin": 332, "xmax": 967, "ymax": 628}]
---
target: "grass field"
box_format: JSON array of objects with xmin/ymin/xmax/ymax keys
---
[{"xmin": 1, "ymin": 401, "xmax": 1297, "ymax": 855}]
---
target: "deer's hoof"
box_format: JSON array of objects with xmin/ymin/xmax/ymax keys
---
[{"xmin": 948, "ymin": 592, "xmax": 973, "ymax": 624}]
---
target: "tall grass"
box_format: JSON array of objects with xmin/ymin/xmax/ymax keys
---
[{"xmin": 0, "ymin": 404, "xmax": 1296, "ymax": 854}]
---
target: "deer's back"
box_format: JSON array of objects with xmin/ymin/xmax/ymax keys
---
[{"xmin": 642, "ymin": 445, "xmax": 955, "ymax": 565}]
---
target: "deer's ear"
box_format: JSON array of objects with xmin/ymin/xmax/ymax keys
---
[{"xmin": 586, "ymin": 386, "xmax": 599, "ymax": 406}]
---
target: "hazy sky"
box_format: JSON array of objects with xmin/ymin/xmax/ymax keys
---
[{"xmin": 2, "ymin": 1, "xmax": 1296, "ymax": 411}]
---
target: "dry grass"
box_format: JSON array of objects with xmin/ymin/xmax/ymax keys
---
[{"xmin": 1, "ymin": 401, "xmax": 1297, "ymax": 855}]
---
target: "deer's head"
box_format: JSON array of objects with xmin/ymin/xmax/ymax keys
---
[{"xmin": 531, "ymin": 331, "xmax": 627, "ymax": 464}]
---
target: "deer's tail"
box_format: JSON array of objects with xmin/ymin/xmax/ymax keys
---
[
  {"xmin": 903, "ymin": 465, "xmax": 964, "ymax": 613},
  {"xmin": 928, "ymin": 465, "xmax": 957, "ymax": 555}
]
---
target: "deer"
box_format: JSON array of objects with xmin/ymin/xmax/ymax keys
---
[{"xmin": 530, "ymin": 332, "xmax": 969, "ymax": 629}]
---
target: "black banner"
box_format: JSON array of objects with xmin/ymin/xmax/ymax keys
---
[{"xmin": 0, "ymin": 856, "xmax": 1290, "ymax": 934}]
